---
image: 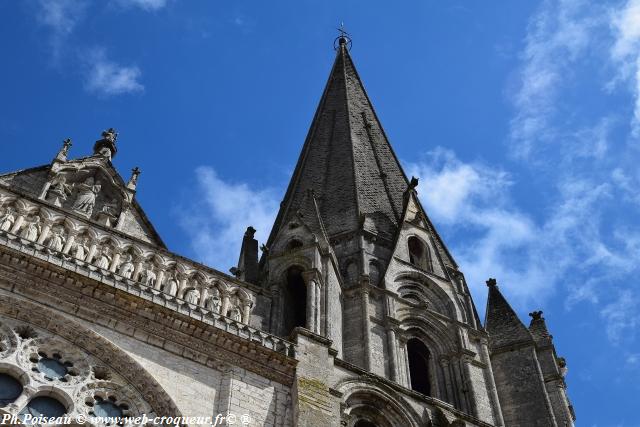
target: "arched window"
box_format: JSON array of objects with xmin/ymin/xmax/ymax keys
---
[
  {"xmin": 407, "ymin": 338, "xmax": 431, "ymax": 396},
  {"xmin": 282, "ymin": 266, "xmax": 307, "ymax": 336},
  {"xmin": 0, "ymin": 373, "xmax": 23, "ymax": 405},
  {"xmin": 19, "ymin": 396, "xmax": 66, "ymax": 421},
  {"xmin": 408, "ymin": 237, "xmax": 430, "ymax": 271},
  {"xmin": 354, "ymin": 420, "xmax": 377, "ymax": 427}
]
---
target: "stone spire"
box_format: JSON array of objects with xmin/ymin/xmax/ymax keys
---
[
  {"xmin": 264, "ymin": 35, "xmax": 454, "ymax": 268},
  {"xmin": 484, "ymin": 278, "xmax": 533, "ymax": 350}
]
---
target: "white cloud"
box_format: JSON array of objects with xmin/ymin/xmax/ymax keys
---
[
  {"xmin": 601, "ymin": 290, "xmax": 640, "ymax": 344},
  {"xmin": 509, "ymin": 0, "xmax": 604, "ymax": 159},
  {"xmin": 611, "ymin": 0, "xmax": 640, "ymax": 136},
  {"xmin": 114, "ymin": 0, "xmax": 168, "ymax": 11},
  {"xmin": 84, "ymin": 49, "xmax": 144, "ymax": 96},
  {"xmin": 177, "ymin": 167, "xmax": 279, "ymax": 272},
  {"xmin": 35, "ymin": 0, "xmax": 87, "ymax": 61},
  {"xmin": 406, "ymin": 148, "xmax": 627, "ymax": 313}
]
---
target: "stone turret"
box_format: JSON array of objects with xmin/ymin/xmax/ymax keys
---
[{"xmin": 485, "ymin": 279, "xmax": 558, "ymax": 427}]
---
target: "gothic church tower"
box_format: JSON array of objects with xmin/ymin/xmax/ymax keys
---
[{"xmin": 259, "ymin": 35, "xmax": 575, "ymax": 426}]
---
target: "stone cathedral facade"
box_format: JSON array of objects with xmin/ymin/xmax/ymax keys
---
[{"xmin": 0, "ymin": 37, "xmax": 575, "ymax": 427}]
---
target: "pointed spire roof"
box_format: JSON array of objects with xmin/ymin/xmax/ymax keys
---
[
  {"xmin": 484, "ymin": 279, "xmax": 534, "ymax": 350},
  {"xmin": 266, "ymin": 37, "xmax": 415, "ymax": 249}
]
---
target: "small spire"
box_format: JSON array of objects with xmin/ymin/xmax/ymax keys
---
[
  {"xmin": 127, "ymin": 166, "xmax": 140, "ymax": 190},
  {"xmin": 55, "ymin": 138, "xmax": 72, "ymax": 161},
  {"xmin": 485, "ymin": 278, "xmax": 533, "ymax": 350}
]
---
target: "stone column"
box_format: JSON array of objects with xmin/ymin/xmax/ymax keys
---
[
  {"xmin": 10, "ymin": 212, "xmax": 26, "ymax": 235},
  {"xmin": 132, "ymin": 257, "xmax": 145, "ymax": 281},
  {"xmin": 155, "ymin": 269, "xmax": 165, "ymax": 290},
  {"xmin": 399, "ymin": 336, "xmax": 411, "ymax": 387},
  {"xmin": 62, "ymin": 232, "xmax": 76, "ymax": 254},
  {"xmin": 303, "ymin": 270, "xmax": 322, "ymax": 334},
  {"xmin": 86, "ymin": 241, "xmax": 98, "ymax": 264},
  {"xmin": 109, "ymin": 251, "xmax": 122, "ymax": 273},
  {"xmin": 269, "ymin": 285, "xmax": 281, "ymax": 334},
  {"xmin": 440, "ymin": 357, "xmax": 456, "ymax": 407},
  {"xmin": 386, "ymin": 326, "xmax": 399, "ymax": 381},
  {"xmin": 461, "ymin": 354, "xmax": 479, "ymax": 418},
  {"xmin": 479, "ymin": 340, "xmax": 505, "ymax": 426},
  {"xmin": 36, "ymin": 220, "xmax": 52, "ymax": 245},
  {"xmin": 177, "ymin": 274, "xmax": 189, "ymax": 297},
  {"xmin": 361, "ymin": 285, "xmax": 372, "ymax": 371},
  {"xmin": 242, "ymin": 301, "xmax": 252, "ymax": 324},
  {"xmin": 220, "ymin": 292, "xmax": 231, "ymax": 317}
]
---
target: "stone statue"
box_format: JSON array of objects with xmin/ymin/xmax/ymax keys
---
[
  {"xmin": 46, "ymin": 228, "xmax": 66, "ymax": 252},
  {"xmin": 72, "ymin": 237, "xmax": 89, "ymax": 261},
  {"xmin": 228, "ymin": 306, "xmax": 242, "ymax": 322},
  {"xmin": 118, "ymin": 254, "xmax": 134, "ymax": 279},
  {"xmin": 72, "ymin": 177, "xmax": 102, "ymax": 216},
  {"xmin": 205, "ymin": 292, "xmax": 222, "ymax": 313},
  {"xmin": 20, "ymin": 216, "xmax": 41, "ymax": 241},
  {"xmin": 94, "ymin": 247, "xmax": 112, "ymax": 270},
  {"xmin": 163, "ymin": 273, "xmax": 178, "ymax": 296},
  {"xmin": 55, "ymin": 138, "xmax": 72, "ymax": 161},
  {"xmin": 0, "ymin": 208, "xmax": 15, "ymax": 232},
  {"xmin": 127, "ymin": 167, "xmax": 140, "ymax": 190},
  {"xmin": 47, "ymin": 175, "xmax": 73, "ymax": 207},
  {"xmin": 102, "ymin": 128, "xmax": 118, "ymax": 143},
  {"xmin": 184, "ymin": 289, "xmax": 200, "ymax": 305},
  {"xmin": 139, "ymin": 265, "xmax": 156, "ymax": 287},
  {"xmin": 100, "ymin": 199, "xmax": 119, "ymax": 217}
]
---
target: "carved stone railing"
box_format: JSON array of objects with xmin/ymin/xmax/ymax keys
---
[{"xmin": 0, "ymin": 188, "xmax": 296, "ymax": 357}]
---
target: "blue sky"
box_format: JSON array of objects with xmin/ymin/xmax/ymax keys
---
[{"xmin": 1, "ymin": 0, "xmax": 639, "ymax": 424}]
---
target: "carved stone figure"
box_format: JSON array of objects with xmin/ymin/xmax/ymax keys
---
[
  {"xmin": 94, "ymin": 247, "xmax": 112, "ymax": 270},
  {"xmin": 184, "ymin": 289, "xmax": 200, "ymax": 305},
  {"xmin": 46, "ymin": 228, "xmax": 66, "ymax": 252},
  {"xmin": 118, "ymin": 254, "xmax": 134, "ymax": 279},
  {"xmin": 228, "ymin": 306, "xmax": 242, "ymax": 322},
  {"xmin": 163, "ymin": 273, "xmax": 178, "ymax": 296},
  {"xmin": 139, "ymin": 265, "xmax": 156, "ymax": 287},
  {"xmin": 72, "ymin": 177, "xmax": 102, "ymax": 216},
  {"xmin": 47, "ymin": 175, "xmax": 73, "ymax": 207},
  {"xmin": 72, "ymin": 238, "xmax": 89, "ymax": 261},
  {"xmin": 204, "ymin": 291, "xmax": 222, "ymax": 313},
  {"xmin": 0, "ymin": 208, "xmax": 15, "ymax": 232},
  {"xmin": 20, "ymin": 216, "xmax": 41, "ymax": 241},
  {"xmin": 100, "ymin": 199, "xmax": 119, "ymax": 217},
  {"xmin": 127, "ymin": 167, "xmax": 140, "ymax": 190}
]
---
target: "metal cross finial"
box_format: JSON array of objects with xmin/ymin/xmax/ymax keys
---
[
  {"xmin": 334, "ymin": 22, "xmax": 352, "ymax": 50},
  {"xmin": 338, "ymin": 22, "xmax": 347, "ymax": 38}
]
